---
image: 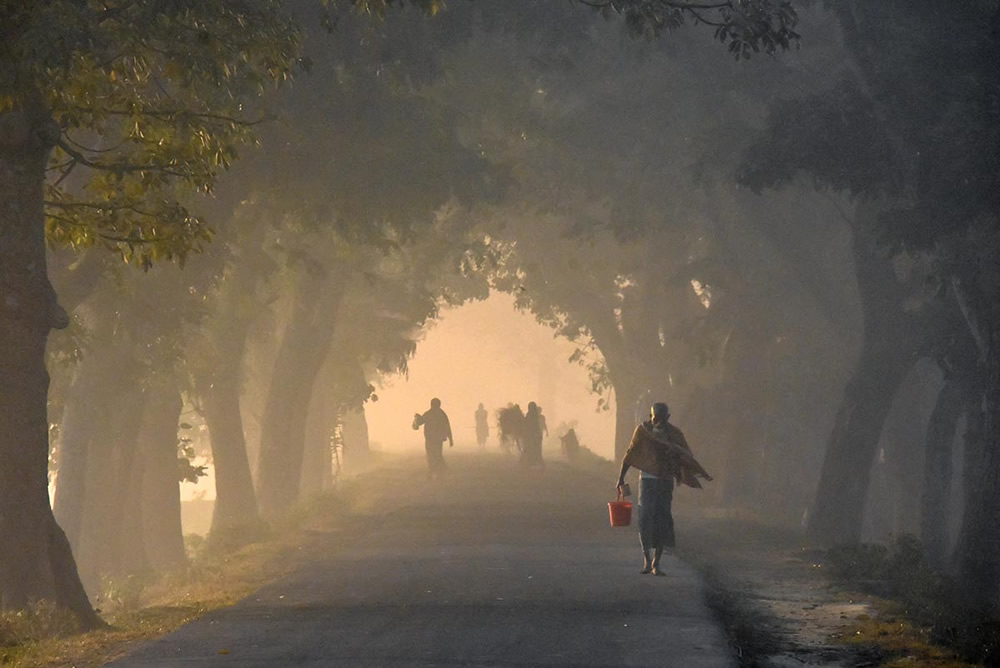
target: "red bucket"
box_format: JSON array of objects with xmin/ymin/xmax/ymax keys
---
[{"xmin": 608, "ymin": 495, "xmax": 632, "ymax": 527}]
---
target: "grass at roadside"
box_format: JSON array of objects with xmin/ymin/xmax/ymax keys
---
[
  {"xmin": 678, "ymin": 516, "xmax": 991, "ymax": 668},
  {"xmin": 826, "ymin": 537, "xmax": 998, "ymax": 667},
  {"xmin": 0, "ymin": 486, "xmax": 359, "ymax": 668}
]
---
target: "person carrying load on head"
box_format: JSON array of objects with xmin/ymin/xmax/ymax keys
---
[{"xmin": 615, "ymin": 402, "xmax": 712, "ymax": 576}]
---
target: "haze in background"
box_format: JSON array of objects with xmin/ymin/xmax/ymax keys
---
[{"xmin": 366, "ymin": 292, "xmax": 615, "ymax": 459}]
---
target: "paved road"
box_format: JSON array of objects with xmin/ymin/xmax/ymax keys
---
[{"xmin": 108, "ymin": 454, "xmax": 735, "ymax": 667}]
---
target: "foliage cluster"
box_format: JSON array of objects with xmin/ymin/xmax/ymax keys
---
[
  {"xmin": 176, "ymin": 422, "xmax": 208, "ymax": 484},
  {"xmin": 827, "ymin": 535, "xmax": 1000, "ymax": 665},
  {"xmin": 1, "ymin": 0, "xmax": 300, "ymax": 268},
  {"xmin": 580, "ymin": 0, "xmax": 798, "ymax": 57}
]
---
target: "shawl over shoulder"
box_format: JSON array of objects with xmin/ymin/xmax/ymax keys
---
[{"xmin": 622, "ymin": 422, "xmax": 713, "ymax": 489}]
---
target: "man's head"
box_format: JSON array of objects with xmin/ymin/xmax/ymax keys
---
[
  {"xmin": 650, "ymin": 402, "xmax": 670, "ymax": 425},
  {"xmin": 431, "ymin": 397, "xmax": 441, "ymax": 409}
]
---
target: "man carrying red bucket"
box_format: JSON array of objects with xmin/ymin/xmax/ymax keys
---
[{"xmin": 615, "ymin": 402, "xmax": 712, "ymax": 575}]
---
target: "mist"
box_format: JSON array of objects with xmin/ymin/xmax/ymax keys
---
[
  {"xmin": 2, "ymin": 0, "xmax": 998, "ymax": 663},
  {"xmin": 366, "ymin": 293, "xmax": 616, "ymax": 457}
]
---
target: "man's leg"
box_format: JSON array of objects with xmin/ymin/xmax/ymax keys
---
[
  {"xmin": 431, "ymin": 442, "xmax": 446, "ymax": 474},
  {"xmin": 651, "ymin": 479, "xmax": 675, "ymax": 575},
  {"xmin": 651, "ymin": 547, "xmax": 664, "ymax": 575},
  {"xmin": 637, "ymin": 478, "xmax": 654, "ymax": 573}
]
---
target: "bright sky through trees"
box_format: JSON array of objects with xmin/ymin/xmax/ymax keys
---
[{"xmin": 366, "ymin": 292, "xmax": 616, "ymax": 457}]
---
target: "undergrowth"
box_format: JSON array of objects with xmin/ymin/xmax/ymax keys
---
[
  {"xmin": 827, "ymin": 534, "xmax": 1000, "ymax": 666},
  {"xmin": 0, "ymin": 602, "xmax": 79, "ymax": 664}
]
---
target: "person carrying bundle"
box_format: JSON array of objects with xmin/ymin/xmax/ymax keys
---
[
  {"xmin": 413, "ymin": 397, "xmax": 454, "ymax": 478},
  {"xmin": 615, "ymin": 402, "xmax": 712, "ymax": 575}
]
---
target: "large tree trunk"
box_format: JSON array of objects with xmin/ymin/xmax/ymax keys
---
[
  {"xmin": 202, "ymin": 372, "xmax": 260, "ymax": 539},
  {"xmin": 951, "ymin": 273, "xmax": 1000, "ymax": 613},
  {"xmin": 611, "ymin": 369, "xmax": 647, "ymax": 464},
  {"xmin": 808, "ymin": 331, "xmax": 918, "ymax": 544},
  {"xmin": 952, "ymin": 390, "xmax": 1000, "ymax": 613},
  {"xmin": 53, "ymin": 343, "xmax": 117, "ymax": 550},
  {"xmin": 0, "ymin": 107, "xmax": 100, "ymax": 626},
  {"xmin": 140, "ymin": 379, "xmax": 187, "ymax": 572},
  {"xmin": 74, "ymin": 375, "xmax": 147, "ymax": 589},
  {"xmin": 340, "ymin": 407, "xmax": 370, "ymax": 473},
  {"xmin": 301, "ymin": 378, "xmax": 335, "ymax": 497},
  {"xmin": 716, "ymin": 323, "xmax": 775, "ymax": 509},
  {"xmin": 920, "ymin": 375, "xmax": 970, "ymax": 568},
  {"xmin": 256, "ymin": 272, "xmax": 346, "ymax": 518},
  {"xmin": 118, "ymin": 438, "xmax": 152, "ymax": 576},
  {"xmin": 808, "ymin": 204, "xmax": 934, "ymax": 545}
]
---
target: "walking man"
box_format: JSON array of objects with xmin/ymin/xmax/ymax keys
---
[
  {"xmin": 616, "ymin": 402, "xmax": 711, "ymax": 575},
  {"xmin": 475, "ymin": 402, "xmax": 489, "ymax": 448},
  {"xmin": 413, "ymin": 397, "xmax": 454, "ymax": 477}
]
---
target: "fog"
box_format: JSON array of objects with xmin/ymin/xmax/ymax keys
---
[
  {"xmin": 366, "ymin": 293, "xmax": 616, "ymax": 457},
  {"xmin": 3, "ymin": 0, "xmax": 999, "ymax": 651}
]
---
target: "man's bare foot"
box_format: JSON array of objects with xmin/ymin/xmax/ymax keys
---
[
  {"xmin": 651, "ymin": 566, "xmax": 666, "ymax": 576},
  {"xmin": 640, "ymin": 562, "xmax": 652, "ymax": 574}
]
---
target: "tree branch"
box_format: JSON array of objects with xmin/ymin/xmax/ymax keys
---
[
  {"xmin": 44, "ymin": 200, "xmax": 157, "ymax": 218},
  {"xmin": 578, "ymin": 0, "xmax": 732, "ymax": 8},
  {"xmin": 55, "ymin": 139, "xmax": 199, "ymax": 179},
  {"xmin": 71, "ymin": 106, "xmax": 271, "ymax": 127}
]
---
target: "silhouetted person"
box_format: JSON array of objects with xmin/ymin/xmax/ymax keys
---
[
  {"xmin": 497, "ymin": 403, "xmax": 524, "ymax": 455},
  {"xmin": 616, "ymin": 402, "xmax": 711, "ymax": 575},
  {"xmin": 537, "ymin": 405, "xmax": 548, "ymax": 439},
  {"xmin": 413, "ymin": 397, "xmax": 453, "ymax": 477},
  {"xmin": 475, "ymin": 403, "xmax": 489, "ymax": 448},
  {"xmin": 520, "ymin": 401, "xmax": 545, "ymax": 468},
  {"xmin": 560, "ymin": 427, "xmax": 580, "ymax": 459}
]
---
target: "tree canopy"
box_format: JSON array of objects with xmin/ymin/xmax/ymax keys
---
[{"xmin": 1, "ymin": 0, "xmax": 300, "ymax": 267}]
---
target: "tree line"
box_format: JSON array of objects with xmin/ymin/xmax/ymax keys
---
[{"xmin": 2, "ymin": 0, "xmax": 998, "ymax": 630}]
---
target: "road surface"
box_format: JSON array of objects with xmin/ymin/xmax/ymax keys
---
[{"xmin": 108, "ymin": 453, "xmax": 736, "ymax": 667}]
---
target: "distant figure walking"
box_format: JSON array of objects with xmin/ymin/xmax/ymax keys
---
[
  {"xmin": 537, "ymin": 405, "xmax": 549, "ymax": 439},
  {"xmin": 475, "ymin": 403, "xmax": 489, "ymax": 449},
  {"xmin": 616, "ymin": 402, "xmax": 711, "ymax": 575},
  {"xmin": 413, "ymin": 398, "xmax": 454, "ymax": 477},
  {"xmin": 497, "ymin": 403, "xmax": 524, "ymax": 455},
  {"xmin": 559, "ymin": 427, "xmax": 580, "ymax": 459},
  {"xmin": 520, "ymin": 402, "xmax": 545, "ymax": 468}
]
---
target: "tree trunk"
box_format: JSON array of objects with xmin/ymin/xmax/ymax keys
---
[
  {"xmin": 808, "ymin": 336, "xmax": 918, "ymax": 544},
  {"xmin": 340, "ymin": 407, "xmax": 370, "ymax": 472},
  {"xmin": 955, "ymin": 386, "xmax": 1000, "ymax": 613},
  {"xmin": 808, "ymin": 203, "xmax": 933, "ymax": 545},
  {"xmin": 52, "ymin": 345, "xmax": 116, "ymax": 550},
  {"xmin": 140, "ymin": 379, "xmax": 187, "ymax": 572},
  {"xmin": 256, "ymin": 273, "xmax": 346, "ymax": 518},
  {"xmin": 952, "ymin": 284, "xmax": 1000, "ymax": 612},
  {"xmin": 118, "ymin": 438, "xmax": 152, "ymax": 576},
  {"xmin": 920, "ymin": 376, "xmax": 969, "ymax": 568},
  {"xmin": 717, "ymin": 325, "xmax": 775, "ymax": 509},
  {"xmin": 612, "ymin": 377, "xmax": 642, "ymax": 464},
  {"xmin": 74, "ymin": 375, "xmax": 147, "ymax": 589},
  {"xmin": 203, "ymin": 373, "xmax": 260, "ymax": 539},
  {"xmin": 0, "ymin": 106, "xmax": 100, "ymax": 626},
  {"xmin": 301, "ymin": 365, "xmax": 335, "ymax": 496}
]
